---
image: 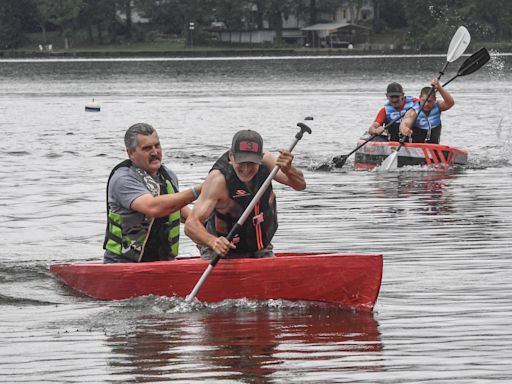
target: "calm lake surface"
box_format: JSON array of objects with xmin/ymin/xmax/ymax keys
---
[{"xmin": 1, "ymin": 53, "xmax": 511, "ymax": 383}]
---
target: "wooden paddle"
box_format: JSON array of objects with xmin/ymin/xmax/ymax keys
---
[
  {"xmin": 378, "ymin": 26, "xmax": 471, "ymax": 171},
  {"xmin": 185, "ymin": 123, "xmax": 312, "ymax": 303}
]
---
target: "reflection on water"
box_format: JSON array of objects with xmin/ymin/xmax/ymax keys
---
[
  {"xmin": 100, "ymin": 302, "xmax": 381, "ymax": 382},
  {"xmin": 373, "ymin": 168, "xmax": 461, "ymax": 217}
]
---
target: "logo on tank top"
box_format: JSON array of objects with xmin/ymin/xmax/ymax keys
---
[{"xmin": 233, "ymin": 189, "xmax": 250, "ymax": 198}]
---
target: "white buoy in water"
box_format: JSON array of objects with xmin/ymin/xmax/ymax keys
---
[{"xmin": 85, "ymin": 98, "xmax": 101, "ymax": 112}]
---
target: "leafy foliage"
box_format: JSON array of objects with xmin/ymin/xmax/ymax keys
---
[
  {"xmin": 1, "ymin": 0, "xmax": 512, "ymax": 50},
  {"xmin": 400, "ymin": 0, "xmax": 512, "ymax": 50},
  {"xmin": 0, "ymin": 0, "xmax": 33, "ymax": 48}
]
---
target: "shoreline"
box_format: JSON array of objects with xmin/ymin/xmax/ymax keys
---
[
  {"xmin": 0, "ymin": 47, "xmax": 450, "ymax": 59},
  {"xmin": 1, "ymin": 46, "xmax": 509, "ymax": 60}
]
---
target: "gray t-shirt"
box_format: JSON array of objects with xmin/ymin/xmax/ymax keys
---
[
  {"xmin": 108, "ymin": 165, "xmax": 179, "ymax": 214},
  {"xmin": 104, "ymin": 164, "xmax": 179, "ymax": 263}
]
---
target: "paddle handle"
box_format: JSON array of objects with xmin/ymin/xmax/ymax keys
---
[
  {"xmin": 185, "ymin": 123, "xmax": 312, "ymax": 303},
  {"xmin": 418, "ymin": 62, "xmax": 448, "ymax": 119},
  {"xmin": 438, "ymin": 61, "xmax": 449, "ymax": 81},
  {"xmin": 442, "ymin": 75, "xmax": 457, "ymax": 88}
]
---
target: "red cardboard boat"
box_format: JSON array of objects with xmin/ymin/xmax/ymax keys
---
[
  {"xmin": 354, "ymin": 137, "xmax": 468, "ymax": 170},
  {"xmin": 50, "ymin": 252, "xmax": 383, "ymax": 311}
]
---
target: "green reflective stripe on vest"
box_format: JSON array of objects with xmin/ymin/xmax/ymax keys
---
[
  {"xmin": 106, "ymin": 211, "xmax": 122, "ymax": 255},
  {"xmin": 166, "ymin": 180, "xmax": 180, "ymax": 257},
  {"xmin": 105, "ymin": 164, "xmax": 181, "ymax": 261},
  {"xmin": 106, "ymin": 238, "xmax": 121, "ymax": 255}
]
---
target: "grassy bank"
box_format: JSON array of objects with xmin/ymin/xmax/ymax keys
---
[
  {"xmin": 2, "ymin": 30, "xmax": 511, "ymax": 58},
  {"xmin": 0, "ymin": 30, "xmax": 411, "ymax": 58}
]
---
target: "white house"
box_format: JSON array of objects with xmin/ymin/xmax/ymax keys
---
[{"xmin": 212, "ymin": 0, "xmax": 375, "ymax": 46}]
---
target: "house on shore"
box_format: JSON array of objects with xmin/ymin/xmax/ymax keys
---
[
  {"xmin": 302, "ymin": 22, "xmax": 370, "ymax": 48},
  {"xmin": 209, "ymin": 0, "xmax": 375, "ymax": 49}
]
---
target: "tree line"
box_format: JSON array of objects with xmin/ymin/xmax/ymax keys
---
[{"xmin": 1, "ymin": 0, "xmax": 511, "ymax": 50}]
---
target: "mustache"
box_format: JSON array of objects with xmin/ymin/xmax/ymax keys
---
[{"xmin": 149, "ymin": 154, "xmax": 161, "ymax": 162}]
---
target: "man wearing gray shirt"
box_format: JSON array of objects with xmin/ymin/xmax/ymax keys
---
[{"xmin": 103, "ymin": 123, "xmax": 202, "ymax": 263}]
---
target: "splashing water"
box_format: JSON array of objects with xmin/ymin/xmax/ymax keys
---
[{"xmin": 488, "ymin": 50, "xmax": 506, "ymax": 78}]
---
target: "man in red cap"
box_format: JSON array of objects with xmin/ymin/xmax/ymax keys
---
[
  {"xmin": 185, "ymin": 129, "xmax": 306, "ymax": 259},
  {"xmin": 368, "ymin": 82, "xmax": 418, "ymax": 142}
]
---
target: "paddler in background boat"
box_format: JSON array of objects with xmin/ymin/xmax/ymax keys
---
[
  {"xmin": 399, "ymin": 79, "xmax": 455, "ymax": 144},
  {"xmin": 185, "ymin": 129, "xmax": 306, "ymax": 260},
  {"xmin": 103, "ymin": 123, "xmax": 202, "ymax": 263},
  {"xmin": 368, "ymin": 82, "xmax": 418, "ymax": 142}
]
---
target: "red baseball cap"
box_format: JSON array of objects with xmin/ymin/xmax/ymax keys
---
[{"xmin": 231, "ymin": 129, "xmax": 263, "ymax": 164}]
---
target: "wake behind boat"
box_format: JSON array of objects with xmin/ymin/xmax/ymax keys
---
[
  {"xmin": 354, "ymin": 135, "xmax": 468, "ymax": 170},
  {"xmin": 50, "ymin": 252, "xmax": 383, "ymax": 311}
]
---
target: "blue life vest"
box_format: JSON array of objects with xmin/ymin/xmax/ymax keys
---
[
  {"xmin": 383, "ymin": 96, "xmax": 415, "ymax": 141},
  {"xmin": 384, "ymin": 96, "xmax": 415, "ymax": 123},
  {"xmin": 413, "ymin": 101, "xmax": 441, "ymax": 130}
]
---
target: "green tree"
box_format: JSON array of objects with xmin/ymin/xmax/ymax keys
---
[
  {"xmin": 396, "ymin": 0, "xmax": 512, "ymax": 50},
  {"xmin": 267, "ymin": 0, "xmax": 292, "ymax": 45},
  {"xmin": 375, "ymin": 0, "xmax": 406, "ymax": 32},
  {"xmin": 32, "ymin": 0, "xmax": 53, "ymax": 44},
  {"xmin": 250, "ymin": 0, "xmax": 296, "ymax": 45},
  {"xmin": 400, "ymin": 0, "xmax": 469, "ymax": 50},
  {"xmin": 458, "ymin": 0, "xmax": 512, "ymax": 40},
  {"xmin": 121, "ymin": 0, "xmax": 133, "ymax": 39},
  {"xmin": 0, "ymin": 0, "xmax": 33, "ymax": 49},
  {"xmin": 248, "ymin": 0, "xmax": 266, "ymax": 29},
  {"xmin": 135, "ymin": 0, "xmax": 211, "ymax": 35},
  {"xmin": 346, "ymin": 0, "xmax": 363, "ymax": 24},
  {"xmin": 298, "ymin": 0, "xmax": 339, "ymax": 25},
  {"xmin": 33, "ymin": 0, "xmax": 83, "ymax": 48},
  {"xmin": 78, "ymin": 0, "xmax": 119, "ymax": 44},
  {"xmin": 211, "ymin": 0, "xmax": 251, "ymax": 30}
]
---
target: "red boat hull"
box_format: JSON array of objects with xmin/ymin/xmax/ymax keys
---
[
  {"xmin": 354, "ymin": 138, "xmax": 468, "ymax": 170},
  {"xmin": 50, "ymin": 252, "xmax": 383, "ymax": 311}
]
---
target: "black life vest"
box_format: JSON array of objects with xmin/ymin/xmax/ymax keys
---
[
  {"xmin": 103, "ymin": 159, "xmax": 180, "ymax": 262},
  {"xmin": 205, "ymin": 151, "xmax": 278, "ymax": 253}
]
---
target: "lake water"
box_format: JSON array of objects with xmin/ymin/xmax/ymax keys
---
[{"xmin": 1, "ymin": 53, "xmax": 511, "ymax": 383}]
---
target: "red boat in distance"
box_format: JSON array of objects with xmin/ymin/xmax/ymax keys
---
[
  {"xmin": 50, "ymin": 252, "xmax": 383, "ymax": 312},
  {"xmin": 354, "ymin": 136, "xmax": 468, "ymax": 170}
]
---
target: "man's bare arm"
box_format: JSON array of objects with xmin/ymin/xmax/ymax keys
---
[
  {"xmin": 432, "ymin": 79, "xmax": 455, "ymax": 111},
  {"xmin": 184, "ymin": 171, "xmax": 235, "ymax": 256},
  {"xmin": 263, "ymin": 150, "xmax": 306, "ymax": 191},
  {"xmin": 399, "ymin": 109, "xmax": 417, "ymax": 136},
  {"xmin": 131, "ymin": 183, "xmax": 202, "ymax": 218},
  {"xmin": 369, "ymin": 121, "xmax": 385, "ymax": 135}
]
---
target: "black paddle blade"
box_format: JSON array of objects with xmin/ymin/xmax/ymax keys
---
[
  {"xmin": 333, "ymin": 155, "xmax": 348, "ymax": 168},
  {"xmin": 314, "ymin": 155, "xmax": 347, "ymax": 171},
  {"xmin": 458, "ymin": 48, "xmax": 490, "ymax": 77},
  {"xmin": 315, "ymin": 162, "xmax": 333, "ymax": 171}
]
